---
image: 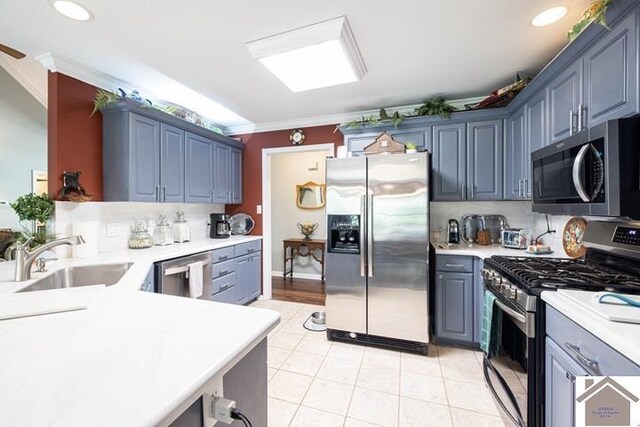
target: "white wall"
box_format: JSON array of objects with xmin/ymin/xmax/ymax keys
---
[
  {"xmin": 54, "ymin": 201, "xmax": 224, "ymax": 255},
  {"xmin": 270, "ymin": 150, "xmax": 327, "ymax": 278},
  {"xmin": 0, "ymin": 66, "xmax": 47, "ymax": 230}
]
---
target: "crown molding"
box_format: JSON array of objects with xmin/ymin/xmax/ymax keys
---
[
  {"xmin": 0, "ymin": 55, "xmax": 47, "ymax": 107},
  {"xmin": 35, "ymin": 52, "xmax": 231, "ymax": 134},
  {"xmin": 226, "ymin": 95, "xmax": 486, "ymax": 135}
]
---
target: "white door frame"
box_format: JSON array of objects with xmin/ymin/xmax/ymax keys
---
[{"xmin": 261, "ymin": 143, "xmax": 335, "ymax": 300}]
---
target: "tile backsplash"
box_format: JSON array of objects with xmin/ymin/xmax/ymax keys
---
[
  {"xmin": 54, "ymin": 201, "xmax": 225, "ymax": 256},
  {"xmin": 430, "ymin": 201, "xmax": 533, "ymax": 240}
]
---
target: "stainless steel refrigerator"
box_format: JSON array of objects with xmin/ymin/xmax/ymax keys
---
[{"xmin": 325, "ymin": 152, "xmax": 430, "ymax": 354}]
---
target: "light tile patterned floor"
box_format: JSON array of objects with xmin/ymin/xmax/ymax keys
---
[{"xmin": 250, "ymin": 299, "xmax": 507, "ymax": 427}]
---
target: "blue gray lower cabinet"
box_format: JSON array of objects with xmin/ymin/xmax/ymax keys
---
[
  {"xmin": 435, "ymin": 255, "xmax": 483, "ymax": 345},
  {"xmin": 545, "ymin": 305, "xmax": 640, "ymax": 425},
  {"xmin": 545, "ymin": 337, "xmax": 586, "ymax": 427},
  {"xmin": 211, "ymin": 243, "xmax": 261, "ymax": 305}
]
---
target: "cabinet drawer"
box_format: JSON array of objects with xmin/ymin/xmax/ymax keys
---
[
  {"xmin": 212, "ymin": 258, "xmax": 236, "ymax": 279},
  {"xmin": 546, "ymin": 306, "xmax": 640, "ymax": 375},
  {"xmin": 212, "ymin": 271, "xmax": 237, "ymax": 295},
  {"xmin": 211, "ymin": 246, "xmax": 235, "ymax": 263},
  {"xmin": 236, "ymin": 240, "xmax": 261, "ymax": 255},
  {"xmin": 436, "ymin": 255, "xmax": 473, "ymax": 273},
  {"xmin": 212, "ymin": 283, "xmax": 236, "ymax": 303}
]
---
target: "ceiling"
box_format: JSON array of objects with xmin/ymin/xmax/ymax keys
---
[{"xmin": 0, "ymin": 0, "xmax": 591, "ymax": 131}]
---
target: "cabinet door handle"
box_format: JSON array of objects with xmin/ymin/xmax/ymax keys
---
[
  {"xmin": 581, "ymin": 105, "xmax": 588, "ymax": 131},
  {"xmin": 565, "ymin": 371, "xmax": 576, "ymax": 383},
  {"xmin": 445, "ymin": 264, "xmax": 465, "ymax": 268},
  {"xmin": 569, "ymin": 110, "xmax": 574, "ymax": 135},
  {"xmin": 163, "ymin": 186, "xmax": 167, "ymax": 202},
  {"xmin": 564, "ymin": 342, "xmax": 602, "ymax": 376},
  {"xmin": 517, "ymin": 179, "xmax": 522, "ymax": 198},
  {"xmin": 218, "ymin": 255, "xmax": 228, "ymax": 261},
  {"xmin": 577, "ymin": 104, "xmax": 583, "ymax": 132},
  {"xmin": 155, "ymin": 185, "xmax": 160, "ymax": 202},
  {"xmin": 470, "ymin": 185, "xmax": 475, "ymax": 199}
]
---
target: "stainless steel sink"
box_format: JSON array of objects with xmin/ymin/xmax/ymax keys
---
[{"xmin": 18, "ymin": 263, "xmax": 133, "ymax": 293}]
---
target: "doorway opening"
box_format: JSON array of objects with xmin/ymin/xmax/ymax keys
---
[{"xmin": 261, "ymin": 143, "xmax": 334, "ymax": 305}]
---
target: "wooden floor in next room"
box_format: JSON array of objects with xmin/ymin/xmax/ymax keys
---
[{"xmin": 272, "ymin": 276, "xmax": 326, "ymax": 306}]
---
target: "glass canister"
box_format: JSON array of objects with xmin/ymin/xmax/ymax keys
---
[
  {"xmin": 173, "ymin": 211, "xmax": 191, "ymax": 243},
  {"xmin": 128, "ymin": 221, "xmax": 153, "ymax": 249},
  {"xmin": 154, "ymin": 215, "xmax": 173, "ymax": 246}
]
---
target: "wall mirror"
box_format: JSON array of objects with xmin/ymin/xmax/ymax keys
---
[{"xmin": 296, "ymin": 181, "xmax": 325, "ymax": 210}]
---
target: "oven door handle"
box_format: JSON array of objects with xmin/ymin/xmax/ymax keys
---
[
  {"xmin": 494, "ymin": 298, "xmax": 527, "ymax": 324},
  {"xmin": 572, "ymin": 143, "xmax": 592, "ymax": 202},
  {"xmin": 483, "ymin": 357, "xmax": 526, "ymax": 427}
]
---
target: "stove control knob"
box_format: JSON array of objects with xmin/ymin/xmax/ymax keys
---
[{"xmin": 506, "ymin": 287, "xmax": 518, "ymax": 300}]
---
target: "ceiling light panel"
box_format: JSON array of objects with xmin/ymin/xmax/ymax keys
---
[
  {"xmin": 531, "ymin": 6, "xmax": 568, "ymax": 27},
  {"xmin": 49, "ymin": 0, "xmax": 93, "ymax": 22},
  {"xmin": 246, "ymin": 16, "xmax": 366, "ymax": 92}
]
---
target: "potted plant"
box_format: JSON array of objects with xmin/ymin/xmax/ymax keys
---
[
  {"xmin": 405, "ymin": 142, "xmax": 418, "ymax": 153},
  {"xmin": 10, "ymin": 193, "xmax": 55, "ymax": 246}
]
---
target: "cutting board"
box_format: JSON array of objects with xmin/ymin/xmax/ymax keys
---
[
  {"xmin": 559, "ymin": 289, "xmax": 640, "ymax": 324},
  {"xmin": 0, "ymin": 285, "xmax": 106, "ymax": 321}
]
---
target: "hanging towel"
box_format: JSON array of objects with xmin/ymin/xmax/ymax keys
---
[
  {"xmin": 187, "ymin": 261, "xmax": 203, "ymax": 299},
  {"xmin": 480, "ymin": 290, "xmax": 502, "ymax": 358}
]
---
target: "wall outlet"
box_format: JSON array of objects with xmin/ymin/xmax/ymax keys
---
[
  {"xmin": 106, "ymin": 223, "xmax": 122, "ymax": 237},
  {"xmin": 256, "ymin": 205, "xmax": 262, "ymax": 214}
]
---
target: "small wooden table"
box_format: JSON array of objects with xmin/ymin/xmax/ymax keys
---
[{"xmin": 283, "ymin": 238, "xmax": 326, "ymax": 283}]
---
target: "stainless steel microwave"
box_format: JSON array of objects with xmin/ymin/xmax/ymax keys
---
[{"xmin": 531, "ymin": 117, "xmax": 640, "ymax": 218}]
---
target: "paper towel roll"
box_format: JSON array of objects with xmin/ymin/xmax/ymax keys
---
[{"xmin": 71, "ymin": 221, "xmax": 99, "ymax": 258}]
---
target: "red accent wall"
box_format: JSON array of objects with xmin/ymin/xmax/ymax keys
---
[
  {"xmin": 48, "ymin": 72, "xmax": 103, "ymax": 200},
  {"xmin": 225, "ymin": 126, "xmax": 343, "ymax": 235}
]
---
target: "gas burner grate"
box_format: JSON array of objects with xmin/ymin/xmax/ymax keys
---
[{"xmin": 486, "ymin": 255, "xmax": 640, "ymax": 294}]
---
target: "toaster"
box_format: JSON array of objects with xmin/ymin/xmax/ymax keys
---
[{"xmin": 501, "ymin": 228, "xmax": 528, "ymax": 249}]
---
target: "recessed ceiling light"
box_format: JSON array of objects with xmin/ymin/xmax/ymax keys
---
[
  {"xmin": 531, "ymin": 6, "xmax": 568, "ymax": 27},
  {"xmin": 49, "ymin": 0, "xmax": 93, "ymax": 22},
  {"xmin": 246, "ymin": 16, "xmax": 367, "ymax": 93}
]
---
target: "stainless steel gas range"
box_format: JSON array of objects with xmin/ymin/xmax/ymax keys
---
[{"xmin": 481, "ymin": 219, "xmax": 640, "ymax": 427}]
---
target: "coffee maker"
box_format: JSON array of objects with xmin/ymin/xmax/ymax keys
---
[
  {"xmin": 447, "ymin": 219, "xmax": 460, "ymax": 244},
  {"xmin": 210, "ymin": 213, "xmax": 231, "ymax": 239}
]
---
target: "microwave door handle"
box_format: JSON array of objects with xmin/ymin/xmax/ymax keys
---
[{"xmin": 572, "ymin": 144, "xmax": 592, "ymax": 202}]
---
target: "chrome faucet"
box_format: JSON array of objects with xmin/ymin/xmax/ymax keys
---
[{"xmin": 14, "ymin": 235, "xmax": 85, "ymax": 281}]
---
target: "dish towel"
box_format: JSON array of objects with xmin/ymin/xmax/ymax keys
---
[
  {"xmin": 480, "ymin": 290, "xmax": 502, "ymax": 358},
  {"xmin": 187, "ymin": 261, "xmax": 203, "ymax": 299}
]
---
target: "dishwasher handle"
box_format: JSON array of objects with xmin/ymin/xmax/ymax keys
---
[{"xmin": 164, "ymin": 259, "xmax": 211, "ymax": 276}]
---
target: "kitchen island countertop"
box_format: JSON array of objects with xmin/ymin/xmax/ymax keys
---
[{"xmin": 0, "ymin": 235, "xmax": 279, "ymax": 426}]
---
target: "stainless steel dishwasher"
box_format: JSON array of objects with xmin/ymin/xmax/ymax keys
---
[{"xmin": 155, "ymin": 252, "xmax": 212, "ymax": 300}]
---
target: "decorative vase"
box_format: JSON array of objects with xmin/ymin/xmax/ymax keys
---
[{"xmin": 297, "ymin": 223, "xmax": 319, "ymax": 241}]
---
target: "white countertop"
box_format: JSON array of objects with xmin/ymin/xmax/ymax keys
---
[
  {"xmin": 542, "ymin": 291, "xmax": 640, "ymax": 366},
  {"xmin": 432, "ymin": 242, "xmax": 567, "ymax": 259},
  {"xmin": 0, "ymin": 235, "xmax": 280, "ymax": 426}
]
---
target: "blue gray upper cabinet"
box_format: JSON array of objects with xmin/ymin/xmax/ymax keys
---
[
  {"xmin": 505, "ymin": 107, "xmax": 527, "ymax": 200},
  {"xmin": 213, "ymin": 142, "xmax": 231, "ymax": 204},
  {"xmin": 103, "ymin": 112, "xmax": 161, "ymax": 202},
  {"xmin": 230, "ymin": 147, "xmax": 243, "ymax": 204},
  {"xmin": 466, "ymin": 120, "xmax": 503, "ymax": 200},
  {"xmin": 547, "ymin": 61, "xmax": 583, "ymax": 143},
  {"xmin": 129, "ymin": 114, "xmax": 161, "ymax": 202},
  {"xmin": 160, "ymin": 124, "xmax": 185, "ymax": 203},
  {"xmin": 583, "ymin": 10, "xmax": 638, "ymax": 127},
  {"xmin": 185, "ymin": 132, "xmax": 214, "ymax": 203},
  {"xmin": 433, "ymin": 123, "xmax": 466, "ymax": 201}
]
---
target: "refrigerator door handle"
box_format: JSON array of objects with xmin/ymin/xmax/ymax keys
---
[
  {"xmin": 360, "ymin": 194, "xmax": 366, "ymax": 277},
  {"xmin": 367, "ymin": 194, "xmax": 373, "ymax": 277}
]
